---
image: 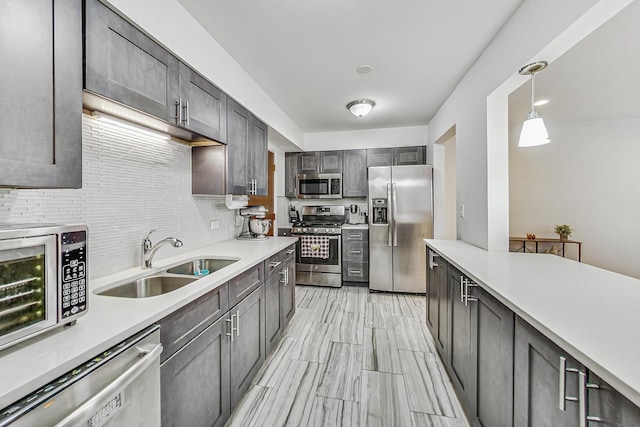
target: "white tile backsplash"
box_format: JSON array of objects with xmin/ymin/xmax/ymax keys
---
[{"xmin": 0, "ymin": 114, "xmax": 239, "ymax": 278}]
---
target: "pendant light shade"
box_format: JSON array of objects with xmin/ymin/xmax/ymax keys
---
[
  {"xmin": 518, "ymin": 61, "xmax": 550, "ymax": 147},
  {"xmin": 347, "ymin": 99, "xmax": 375, "ymax": 117}
]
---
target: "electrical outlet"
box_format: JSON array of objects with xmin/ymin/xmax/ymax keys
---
[
  {"xmin": 210, "ymin": 221, "xmax": 220, "ymax": 230},
  {"xmin": 460, "ymin": 204, "xmax": 465, "ymax": 218}
]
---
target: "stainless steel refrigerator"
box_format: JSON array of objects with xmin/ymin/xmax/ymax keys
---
[{"xmin": 368, "ymin": 165, "xmax": 433, "ymax": 293}]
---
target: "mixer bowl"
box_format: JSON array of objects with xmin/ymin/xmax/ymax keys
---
[{"xmin": 249, "ymin": 219, "xmax": 272, "ymax": 237}]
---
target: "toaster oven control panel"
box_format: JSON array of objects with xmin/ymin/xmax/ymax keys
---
[{"xmin": 60, "ymin": 231, "xmax": 87, "ymax": 320}]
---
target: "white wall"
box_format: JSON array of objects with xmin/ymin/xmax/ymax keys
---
[
  {"xmin": 304, "ymin": 126, "xmax": 428, "ymax": 152},
  {"xmin": 0, "ymin": 115, "xmax": 239, "ymax": 279},
  {"xmin": 105, "ymin": 0, "xmax": 304, "ymax": 149},
  {"xmin": 509, "ymin": 118, "xmax": 640, "ymax": 279},
  {"xmin": 426, "ymin": 0, "xmax": 621, "ymax": 250}
]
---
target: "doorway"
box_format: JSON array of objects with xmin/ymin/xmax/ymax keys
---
[
  {"xmin": 433, "ymin": 127, "xmax": 457, "ymax": 240},
  {"xmin": 249, "ymin": 151, "xmax": 276, "ymax": 236}
]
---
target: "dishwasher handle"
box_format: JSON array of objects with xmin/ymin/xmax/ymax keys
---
[{"xmin": 53, "ymin": 342, "xmax": 163, "ymax": 427}]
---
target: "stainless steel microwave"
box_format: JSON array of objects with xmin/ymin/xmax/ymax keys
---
[
  {"xmin": 0, "ymin": 223, "xmax": 88, "ymax": 351},
  {"xmin": 296, "ymin": 173, "xmax": 342, "ymax": 198}
]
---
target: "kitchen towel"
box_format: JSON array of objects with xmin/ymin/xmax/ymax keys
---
[{"xmin": 300, "ymin": 235, "xmax": 330, "ymax": 259}]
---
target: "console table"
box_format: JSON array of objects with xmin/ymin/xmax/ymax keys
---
[{"xmin": 509, "ymin": 236, "xmax": 582, "ymax": 262}]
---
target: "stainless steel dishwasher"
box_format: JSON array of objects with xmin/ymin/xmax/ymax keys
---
[{"xmin": 0, "ymin": 326, "xmax": 162, "ymax": 427}]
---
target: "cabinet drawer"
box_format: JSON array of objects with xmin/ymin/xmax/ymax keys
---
[
  {"xmin": 229, "ymin": 263, "xmax": 264, "ymax": 308},
  {"xmin": 282, "ymin": 244, "xmax": 296, "ymax": 265},
  {"xmin": 343, "ymin": 241, "xmax": 368, "ymax": 262},
  {"xmin": 343, "ymin": 229, "xmax": 367, "ymax": 241},
  {"xmin": 158, "ymin": 283, "xmax": 229, "ymax": 362},
  {"xmin": 343, "ymin": 263, "xmax": 369, "ymax": 282},
  {"xmin": 264, "ymin": 252, "xmax": 283, "ymax": 278}
]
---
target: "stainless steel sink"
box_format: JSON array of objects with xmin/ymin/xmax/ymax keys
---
[
  {"xmin": 97, "ymin": 275, "xmax": 197, "ymax": 298},
  {"xmin": 165, "ymin": 258, "xmax": 238, "ymax": 276}
]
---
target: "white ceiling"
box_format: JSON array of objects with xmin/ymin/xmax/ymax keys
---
[
  {"xmin": 509, "ymin": 0, "xmax": 640, "ymax": 126},
  {"xmin": 177, "ymin": 0, "xmax": 523, "ymax": 133}
]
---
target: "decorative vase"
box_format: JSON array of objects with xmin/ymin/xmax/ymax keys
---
[{"xmin": 559, "ymin": 234, "xmax": 568, "ymax": 241}]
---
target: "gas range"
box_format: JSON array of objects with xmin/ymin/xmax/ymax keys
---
[{"xmin": 290, "ymin": 205, "xmax": 346, "ymax": 235}]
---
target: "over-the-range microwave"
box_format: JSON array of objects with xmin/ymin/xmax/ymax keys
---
[
  {"xmin": 0, "ymin": 223, "xmax": 88, "ymax": 351},
  {"xmin": 296, "ymin": 173, "xmax": 342, "ymax": 199}
]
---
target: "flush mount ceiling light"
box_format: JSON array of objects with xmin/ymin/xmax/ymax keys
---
[
  {"xmin": 518, "ymin": 61, "xmax": 550, "ymax": 147},
  {"xmin": 347, "ymin": 99, "xmax": 375, "ymax": 117}
]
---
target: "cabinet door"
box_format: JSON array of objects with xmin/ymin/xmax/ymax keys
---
[
  {"xmin": 0, "ymin": 0, "xmax": 82, "ymax": 188},
  {"xmin": 342, "ymin": 150, "xmax": 367, "ymax": 197},
  {"xmin": 226, "ymin": 98, "xmax": 250, "ymax": 195},
  {"xmin": 179, "ymin": 63, "xmax": 227, "ymax": 142},
  {"xmin": 299, "ymin": 152, "xmax": 320, "ymax": 174},
  {"xmin": 393, "ymin": 146, "xmax": 426, "ymax": 165},
  {"xmin": 367, "ymin": 148, "xmax": 393, "ymax": 167},
  {"xmin": 249, "ymin": 115, "xmax": 268, "ymax": 196},
  {"xmin": 281, "ymin": 261, "xmax": 296, "ymax": 327},
  {"xmin": 161, "ymin": 315, "xmax": 231, "ymax": 427},
  {"xmin": 85, "ymin": 0, "xmax": 180, "ymax": 123},
  {"xmin": 285, "ymin": 153, "xmax": 300, "ymax": 197},
  {"xmin": 230, "ymin": 285, "xmax": 266, "ymax": 408},
  {"xmin": 425, "ymin": 249, "xmax": 440, "ymax": 336},
  {"xmin": 470, "ymin": 287, "xmax": 514, "ymax": 427},
  {"xmin": 265, "ymin": 272, "xmax": 282, "ymax": 354},
  {"xmin": 435, "ymin": 256, "xmax": 449, "ymax": 357},
  {"xmin": 514, "ymin": 316, "xmax": 581, "ymax": 427},
  {"xmin": 447, "ymin": 266, "xmax": 474, "ymax": 409},
  {"xmin": 320, "ymin": 151, "xmax": 343, "ymax": 173}
]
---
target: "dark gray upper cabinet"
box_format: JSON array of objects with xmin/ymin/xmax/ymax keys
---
[
  {"xmin": 84, "ymin": 0, "xmax": 180, "ymax": 121},
  {"xmin": 226, "ymin": 98, "xmax": 267, "ymax": 196},
  {"xmin": 0, "ymin": 0, "xmax": 82, "ymax": 188},
  {"xmin": 299, "ymin": 151, "xmax": 343, "ymax": 174},
  {"xmin": 342, "ymin": 150, "xmax": 367, "ymax": 197},
  {"xmin": 178, "ymin": 63, "xmax": 227, "ymax": 142},
  {"xmin": 367, "ymin": 146, "xmax": 427, "ymax": 167},
  {"xmin": 161, "ymin": 315, "xmax": 231, "ymax": 427},
  {"xmin": 285, "ymin": 152, "xmax": 300, "ymax": 197}
]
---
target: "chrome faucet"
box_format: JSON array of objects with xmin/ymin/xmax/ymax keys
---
[{"xmin": 142, "ymin": 229, "xmax": 183, "ymax": 269}]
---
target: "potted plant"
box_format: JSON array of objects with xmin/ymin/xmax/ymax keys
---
[{"xmin": 554, "ymin": 224, "xmax": 573, "ymax": 241}]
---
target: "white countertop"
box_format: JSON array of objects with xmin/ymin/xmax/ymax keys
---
[
  {"xmin": 424, "ymin": 239, "xmax": 640, "ymax": 407},
  {"xmin": 0, "ymin": 237, "xmax": 297, "ymax": 409}
]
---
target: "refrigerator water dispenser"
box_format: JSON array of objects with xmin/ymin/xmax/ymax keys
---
[{"xmin": 372, "ymin": 199, "xmax": 388, "ymax": 224}]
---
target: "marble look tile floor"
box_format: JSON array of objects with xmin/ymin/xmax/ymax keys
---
[{"xmin": 226, "ymin": 285, "xmax": 470, "ymax": 427}]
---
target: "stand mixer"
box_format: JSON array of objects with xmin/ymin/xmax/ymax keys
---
[{"xmin": 237, "ymin": 205, "xmax": 271, "ymax": 240}]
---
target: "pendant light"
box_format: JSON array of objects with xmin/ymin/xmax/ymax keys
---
[
  {"xmin": 346, "ymin": 99, "xmax": 375, "ymax": 117},
  {"xmin": 518, "ymin": 61, "xmax": 550, "ymax": 147}
]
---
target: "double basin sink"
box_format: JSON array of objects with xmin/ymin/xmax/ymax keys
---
[{"xmin": 97, "ymin": 258, "xmax": 238, "ymax": 298}]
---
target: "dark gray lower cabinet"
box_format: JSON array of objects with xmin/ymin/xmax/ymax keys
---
[
  {"xmin": 447, "ymin": 266, "xmax": 474, "ymax": 410},
  {"xmin": 470, "ymin": 287, "xmax": 514, "ymax": 427},
  {"xmin": 265, "ymin": 272, "xmax": 282, "ymax": 354},
  {"xmin": 425, "ymin": 249, "xmax": 448, "ymax": 356},
  {"xmin": 230, "ymin": 285, "xmax": 266, "ymax": 407},
  {"xmin": 161, "ymin": 315, "xmax": 230, "ymax": 427},
  {"xmin": 281, "ymin": 261, "xmax": 296, "ymax": 326}
]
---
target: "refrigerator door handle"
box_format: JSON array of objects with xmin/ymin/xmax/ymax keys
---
[
  {"xmin": 387, "ymin": 183, "xmax": 393, "ymax": 246},
  {"xmin": 392, "ymin": 183, "xmax": 398, "ymax": 246}
]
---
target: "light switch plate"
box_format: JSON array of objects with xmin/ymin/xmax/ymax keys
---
[{"xmin": 210, "ymin": 221, "xmax": 220, "ymax": 230}]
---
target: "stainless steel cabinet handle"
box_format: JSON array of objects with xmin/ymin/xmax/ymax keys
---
[
  {"xmin": 226, "ymin": 316, "xmax": 235, "ymax": 342},
  {"xmin": 578, "ymin": 371, "xmax": 603, "ymax": 426},
  {"xmin": 464, "ymin": 278, "xmax": 478, "ymax": 306},
  {"xmin": 349, "ymin": 234, "xmax": 361, "ymax": 239},
  {"xmin": 559, "ymin": 356, "xmax": 579, "ymax": 410},
  {"xmin": 54, "ymin": 342, "xmax": 163, "ymax": 427},
  {"xmin": 280, "ymin": 269, "xmax": 287, "ymax": 285},
  {"xmin": 285, "ymin": 268, "xmax": 289, "ymax": 285},
  {"xmin": 429, "ymin": 251, "xmax": 439, "ymax": 269},
  {"xmin": 184, "ymin": 100, "xmax": 190, "ymax": 125},
  {"xmin": 387, "ymin": 183, "xmax": 392, "ymax": 246},
  {"xmin": 175, "ymin": 99, "xmax": 182, "ymax": 124},
  {"xmin": 286, "ymin": 249, "xmax": 295, "ymax": 255},
  {"xmin": 460, "ymin": 276, "xmax": 465, "ymax": 303},
  {"xmin": 270, "ymin": 261, "xmax": 282, "ymax": 269},
  {"xmin": 235, "ymin": 310, "xmax": 240, "ymax": 337},
  {"xmin": 350, "ymin": 270, "xmax": 362, "ymax": 274},
  {"xmin": 349, "ymin": 250, "xmax": 361, "ymax": 254},
  {"xmin": 392, "ymin": 183, "xmax": 398, "ymax": 247}
]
